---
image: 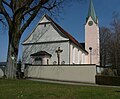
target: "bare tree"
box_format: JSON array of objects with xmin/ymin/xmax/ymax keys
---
[
  {"xmin": 0, "ymin": 0, "xmax": 72, "ymax": 78},
  {"xmin": 100, "ymin": 12, "xmax": 120, "ymax": 76},
  {"xmin": 110, "ymin": 12, "xmax": 120, "ymax": 75},
  {"xmin": 100, "ymin": 27, "xmax": 111, "ymax": 66}
]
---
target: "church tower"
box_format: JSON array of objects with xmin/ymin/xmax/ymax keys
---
[{"xmin": 85, "ymin": 0, "xmax": 100, "ymax": 65}]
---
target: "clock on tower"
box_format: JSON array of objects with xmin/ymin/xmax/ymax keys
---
[{"xmin": 88, "ymin": 21, "xmax": 93, "ymax": 26}]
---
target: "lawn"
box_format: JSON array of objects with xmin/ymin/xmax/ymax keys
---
[{"xmin": 0, "ymin": 79, "xmax": 120, "ymax": 99}]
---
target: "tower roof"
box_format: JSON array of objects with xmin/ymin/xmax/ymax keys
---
[{"xmin": 87, "ymin": 0, "xmax": 97, "ymax": 23}]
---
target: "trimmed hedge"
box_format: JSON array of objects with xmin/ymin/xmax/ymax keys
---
[{"xmin": 96, "ymin": 75, "xmax": 120, "ymax": 86}]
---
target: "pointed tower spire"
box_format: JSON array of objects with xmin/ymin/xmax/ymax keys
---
[{"xmin": 86, "ymin": 0, "xmax": 97, "ymax": 23}]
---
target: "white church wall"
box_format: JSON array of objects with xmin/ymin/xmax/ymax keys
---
[
  {"xmin": 69, "ymin": 42, "xmax": 87, "ymax": 64},
  {"xmin": 81, "ymin": 53, "xmax": 84, "ymax": 64},
  {"xmin": 72, "ymin": 46, "xmax": 76, "ymax": 64},
  {"xmin": 39, "ymin": 16, "xmax": 50, "ymax": 23},
  {"xmin": 26, "ymin": 64, "xmax": 96, "ymax": 84},
  {"xmin": 23, "ymin": 22, "xmax": 69, "ymax": 44},
  {"xmin": 22, "ymin": 41, "xmax": 70, "ymax": 65},
  {"xmin": 78, "ymin": 50, "xmax": 80, "ymax": 64},
  {"xmin": 69, "ymin": 44, "xmax": 73, "ymax": 64},
  {"xmin": 22, "ymin": 45, "xmax": 36, "ymax": 64}
]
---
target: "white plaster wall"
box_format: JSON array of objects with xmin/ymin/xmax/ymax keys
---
[
  {"xmin": 69, "ymin": 43, "xmax": 87, "ymax": 64},
  {"xmin": 27, "ymin": 65, "xmax": 96, "ymax": 83},
  {"xmin": 22, "ymin": 42, "xmax": 69, "ymax": 65},
  {"xmin": 81, "ymin": 53, "xmax": 85, "ymax": 64},
  {"xmin": 23, "ymin": 21, "xmax": 69, "ymax": 44},
  {"xmin": 39, "ymin": 16, "xmax": 50, "ymax": 23}
]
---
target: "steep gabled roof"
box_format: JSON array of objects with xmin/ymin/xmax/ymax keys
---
[
  {"xmin": 23, "ymin": 14, "xmax": 88, "ymax": 53},
  {"xmin": 44, "ymin": 15, "xmax": 88, "ymax": 53}
]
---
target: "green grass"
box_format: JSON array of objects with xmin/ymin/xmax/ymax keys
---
[{"xmin": 0, "ymin": 79, "xmax": 120, "ymax": 99}]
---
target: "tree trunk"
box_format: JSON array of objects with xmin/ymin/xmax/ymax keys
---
[
  {"xmin": 5, "ymin": 42, "xmax": 15, "ymax": 78},
  {"xmin": 5, "ymin": 31, "xmax": 20, "ymax": 78}
]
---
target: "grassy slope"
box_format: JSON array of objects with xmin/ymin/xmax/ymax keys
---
[{"xmin": 0, "ymin": 79, "xmax": 120, "ymax": 99}]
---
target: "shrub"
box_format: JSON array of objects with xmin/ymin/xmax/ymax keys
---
[{"xmin": 96, "ymin": 75, "xmax": 120, "ymax": 86}]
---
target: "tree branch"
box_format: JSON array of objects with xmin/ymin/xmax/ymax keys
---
[
  {"xmin": 23, "ymin": 0, "xmax": 50, "ymax": 16},
  {"xmin": 0, "ymin": 17, "xmax": 5, "ymax": 26},
  {"xmin": 2, "ymin": 0, "xmax": 11, "ymax": 8},
  {"xmin": 19, "ymin": 3, "xmax": 42, "ymax": 36},
  {"xmin": 19, "ymin": 0, "xmax": 50, "ymax": 35},
  {"xmin": 0, "ymin": 1, "xmax": 12, "ymax": 26}
]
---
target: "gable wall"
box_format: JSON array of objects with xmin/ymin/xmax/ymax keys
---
[{"xmin": 23, "ymin": 23, "xmax": 69, "ymax": 44}]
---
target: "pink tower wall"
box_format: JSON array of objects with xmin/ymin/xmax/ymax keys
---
[{"xmin": 85, "ymin": 17, "xmax": 100, "ymax": 65}]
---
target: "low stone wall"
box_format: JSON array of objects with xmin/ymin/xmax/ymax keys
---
[{"xmin": 26, "ymin": 64, "xmax": 96, "ymax": 84}]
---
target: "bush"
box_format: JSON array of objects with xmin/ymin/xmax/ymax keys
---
[
  {"xmin": 96, "ymin": 75, "xmax": 120, "ymax": 86},
  {"xmin": 16, "ymin": 59, "xmax": 24, "ymax": 79},
  {"xmin": 101, "ymin": 68, "xmax": 117, "ymax": 76}
]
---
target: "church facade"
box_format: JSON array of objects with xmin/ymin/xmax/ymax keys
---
[{"xmin": 22, "ymin": 0, "xmax": 99, "ymax": 66}]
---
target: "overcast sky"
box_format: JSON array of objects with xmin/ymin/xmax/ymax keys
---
[{"xmin": 0, "ymin": 0, "xmax": 120, "ymax": 62}]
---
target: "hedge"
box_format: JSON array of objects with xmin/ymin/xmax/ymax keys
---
[{"xmin": 96, "ymin": 75, "xmax": 120, "ymax": 86}]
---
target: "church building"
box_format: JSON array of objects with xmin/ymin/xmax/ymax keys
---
[{"xmin": 22, "ymin": 0, "xmax": 100, "ymax": 66}]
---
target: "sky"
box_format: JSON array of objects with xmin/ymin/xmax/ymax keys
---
[{"xmin": 0, "ymin": 0, "xmax": 120, "ymax": 62}]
